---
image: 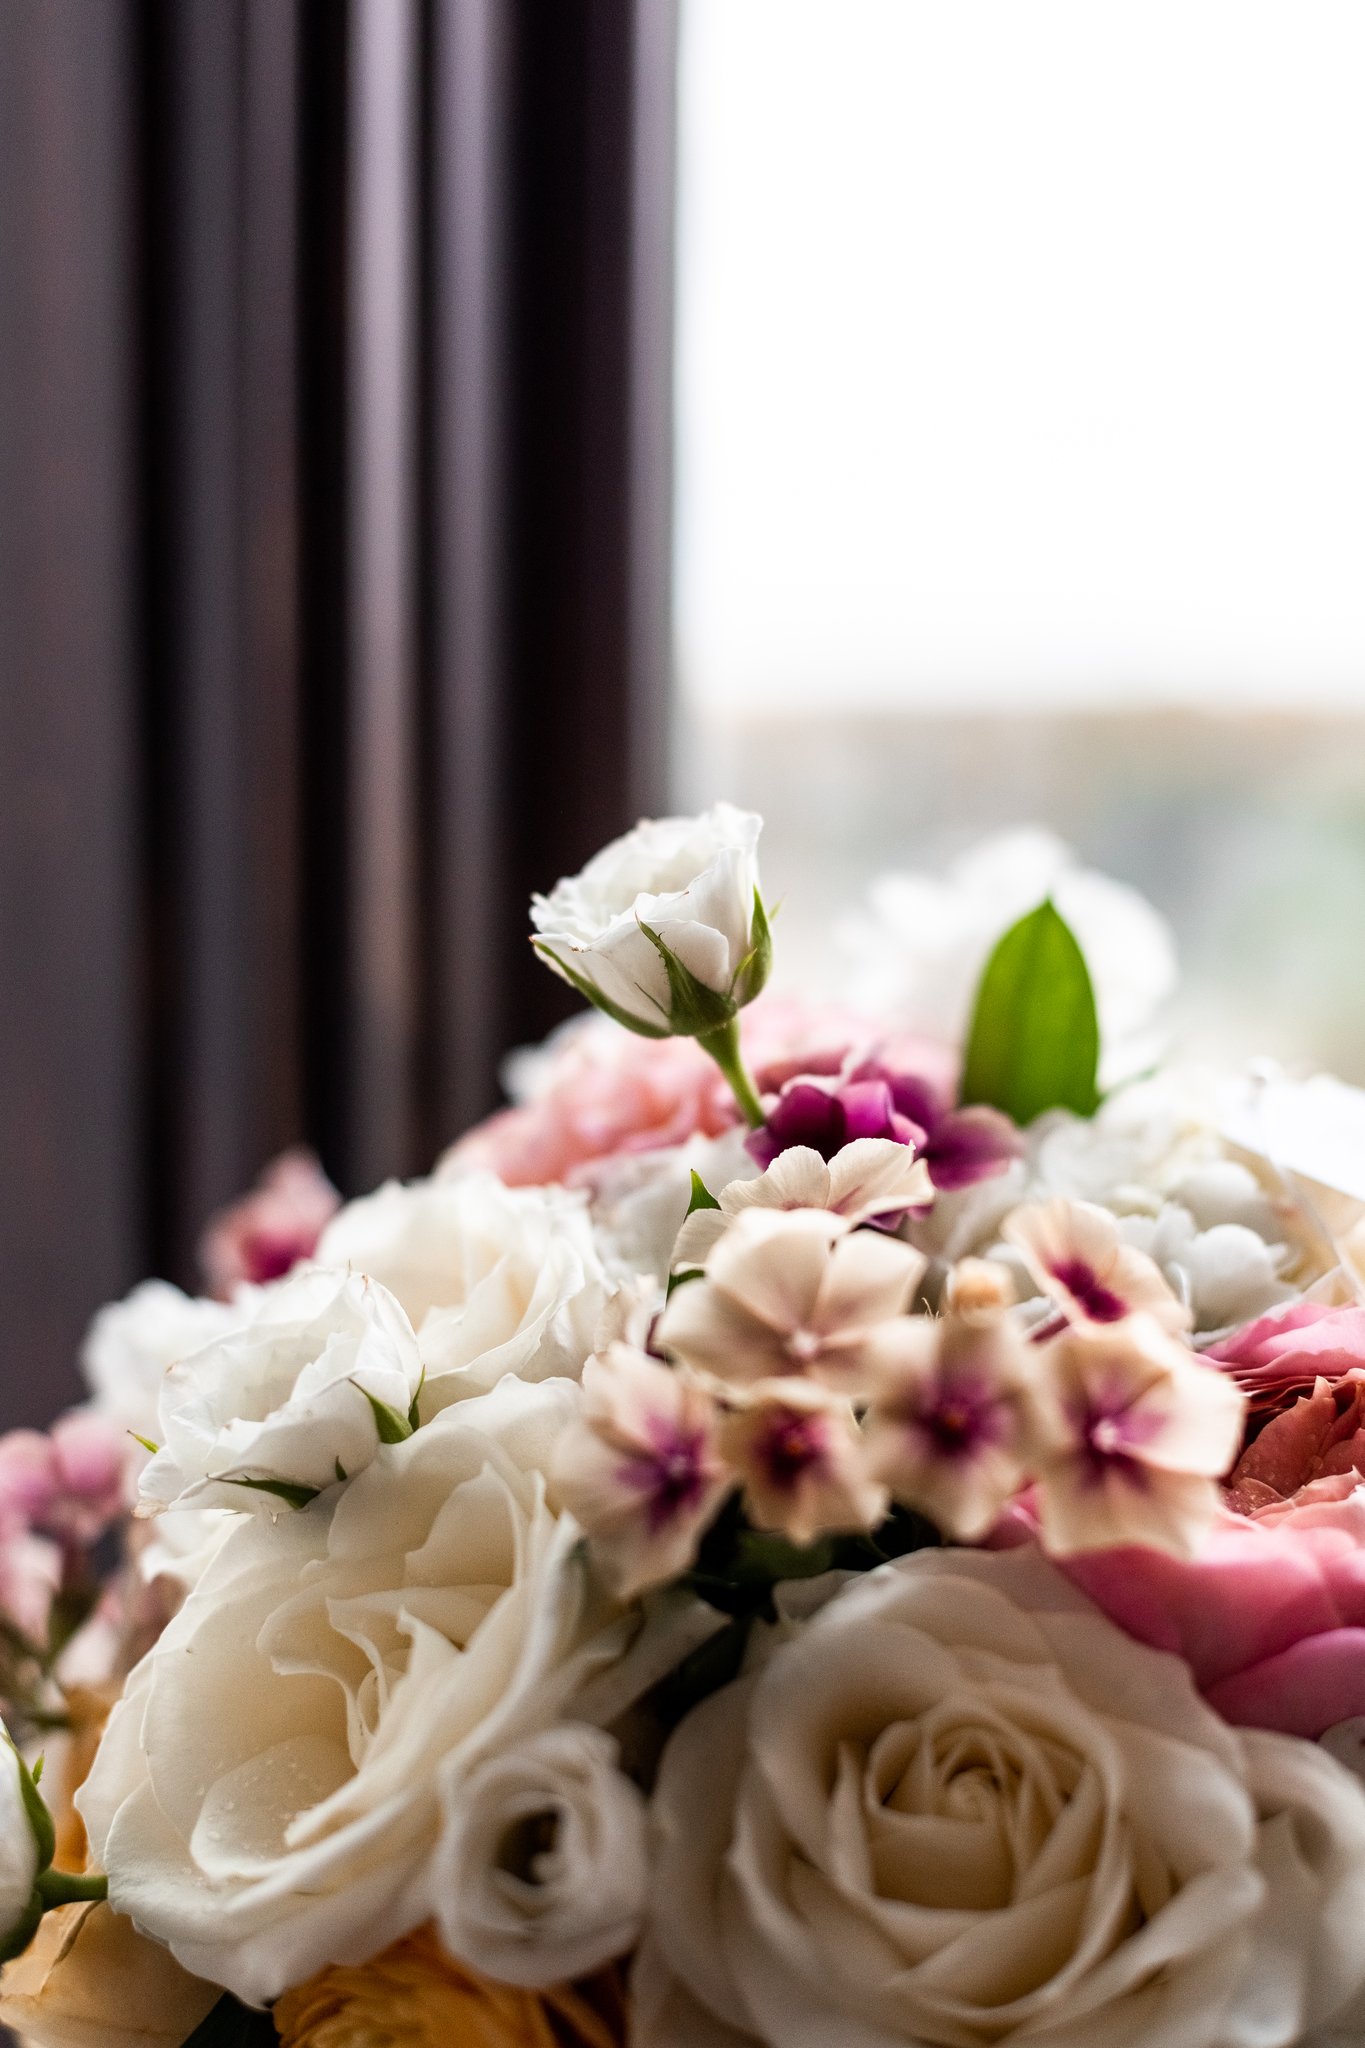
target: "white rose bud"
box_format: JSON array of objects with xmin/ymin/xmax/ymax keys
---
[
  {"xmin": 138, "ymin": 1265, "xmax": 425, "ymax": 1516},
  {"xmin": 433, "ymin": 1724, "xmax": 649, "ymax": 1987},
  {"xmin": 531, "ymin": 804, "xmax": 770, "ymax": 1047},
  {"xmin": 0, "ymin": 1725, "xmax": 103, "ymax": 1963}
]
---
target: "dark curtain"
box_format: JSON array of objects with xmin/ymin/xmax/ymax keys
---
[{"xmin": 0, "ymin": 0, "xmax": 678, "ymax": 1426}]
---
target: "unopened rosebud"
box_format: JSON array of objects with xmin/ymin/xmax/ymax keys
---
[{"xmin": 0, "ymin": 1723, "xmax": 106, "ymax": 1964}]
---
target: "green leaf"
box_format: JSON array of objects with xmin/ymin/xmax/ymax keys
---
[
  {"xmin": 636, "ymin": 923, "xmax": 737, "ymax": 1038},
  {"xmin": 686, "ymin": 1170, "xmax": 721, "ymax": 1215},
  {"xmin": 357, "ymin": 1385, "xmax": 413, "ymax": 1445},
  {"xmin": 531, "ymin": 939, "xmax": 671, "ymax": 1038},
  {"xmin": 227, "ymin": 1476, "xmax": 321, "ymax": 1511},
  {"xmin": 11, "ymin": 1741, "xmax": 54, "ymax": 1873},
  {"xmin": 960, "ymin": 899, "xmax": 1101, "ymax": 1125},
  {"xmin": 665, "ymin": 1265, "xmax": 703, "ymax": 1298},
  {"xmin": 179, "ymin": 1993, "xmax": 280, "ymax": 2047}
]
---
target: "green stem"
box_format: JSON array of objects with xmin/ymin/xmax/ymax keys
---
[
  {"xmin": 37, "ymin": 1868, "xmax": 108, "ymax": 1909},
  {"xmin": 698, "ymin": 1017, "xmax": 766, "ymax": 1130}
]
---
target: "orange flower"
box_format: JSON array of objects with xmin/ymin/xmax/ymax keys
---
[{"xmin": 273, "ymin": 1926, "xmax": 626, "ymax": 2048}]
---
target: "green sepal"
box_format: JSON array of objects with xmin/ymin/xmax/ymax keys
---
[
  {"xmin": 407, "ymin": 1367, "xmax": 426, "ymax": 1433},
  {"xmin": 128, "ymin": 1432, "xmax": 159, "ymax": 1457},
  {"xmin": 226, "ymin": 1476, "xmax": 321, "ymax": 1511},
  {"xmin": 665, "ymin": 1266, "xmax": 704, "ymax": 1299},
  {"xmin": 7, "ymin": 1737, "xmax": 55, "ymax": 1875},
  {"xmin": 732, "ymin": 888, "xmax": 773, "ymax": 1007},
  {"xmin": 531, "ymin": 939, "xmax": 671, "ymax": 1038},
  {"xmin": 960, "ymin": 898, "xmax": 1101, "ymax": 1125},
  {"xmin": 334, "ymin": 1459, "xmax": 347, "ymax": 1483},
  {"xmin": 636, "ymin": 922, "xmax": 738, "ymax": 1039},
  {"xmin": 358, "ymin": 1385, "xmax": 414, "ymax": 1445},
  {"xmin": 0, "ymin": 1892, "xmax": 43, "ymax": 1964},
  {"xmin": 686, "ymin": 1170, "xmax": 721, "ymax": 1215}
]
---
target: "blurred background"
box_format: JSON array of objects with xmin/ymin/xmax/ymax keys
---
[{"xmin": 4, "ymin": 0, "xmax": 1365, "ymax": 1425}]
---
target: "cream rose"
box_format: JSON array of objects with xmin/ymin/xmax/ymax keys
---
[
  {"xmin": 432, "ymin": 1721, "xmax": 648, "ymax": 1986},
  {"xmin": 636, "ymin": 1547, "xmax": 1365, "ymax": 2048},
  {"xmin": 78, "ymin": 1379, "xmax": 643, "ymax": 2005},
  {"xmin": 80, "ymin": 1281, "xmax": 241, "ymax": 1447},
  {"xmin": 316, "ymin": 1172, "xmax": 614, "ymax": 1406},
  {"xmin": 137, "ymin": 1266, "xmax": 424, "ymax": 1515},
  {"xmin": 530, "ymin": 803, "xmax": 767, "ymax": 1038}
]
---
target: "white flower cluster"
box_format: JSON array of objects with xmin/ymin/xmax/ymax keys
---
[{"xmin": 8, "ymin": 805, "xmax": 1365, "ymax": 2048}]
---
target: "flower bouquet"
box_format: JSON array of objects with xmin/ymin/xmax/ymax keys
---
[{"xmin": 4, "ymin": 804, "xmax": 1365, "ymax": 2048}]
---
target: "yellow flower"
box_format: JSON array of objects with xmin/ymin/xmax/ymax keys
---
[{"xmin": 274, "ymin": 1926, "xmax": 626, "ymax": 2048}]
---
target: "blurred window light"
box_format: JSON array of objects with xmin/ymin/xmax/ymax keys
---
[{"xmin": 675, "ymin": 0, "xmax": 1365, "ymax": 718}]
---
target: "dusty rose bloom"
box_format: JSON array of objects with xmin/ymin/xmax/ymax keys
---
[
  {"xmin": 1225, "ymin": 1372, "xmax": 1365, "ymax": 1513},
  {"xmin": 1025, "ymin": 1314, "xmax": 1245, "ymax": 1556},
  {"xmin": 717, "ymin": 1380, "xmax": 886, "ymax": 1545},
  {"xmin": 863, "ymin": 1305, "xmax": 1032, "ymax": 1540},
  {"xmin": 1207, "ymin": 1301, "xmax": 1365, "ymax": 1417},
  {"xmin": 551, "ymin": 1344, "xmax": 730, "ymax": 1598},
  {"xmin": 198, "ymin": 1148, "xmax": 340, "ymax": 1297},
  {"xmin": 656, "ymin": 1209, "xmax": 924, "ymax": 1398},
  {"xmin": 1004, "ymin": 1196, "xmax": 1190, "ymax": 1333}
]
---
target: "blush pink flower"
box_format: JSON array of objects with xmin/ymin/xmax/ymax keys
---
[
  {"xmin": 1207, "ymin": 1301, "xmax": 1365, "ymax": 1417},
  {"xmin": 717, "ymin": 1380, "xmax": 886, "ymax": 1545},
  {"xmin": 1025, "ymin": 1315, "xmax": 1245, "ymax": 1556},
  {"xmin": 198, "ymin": 1148, "xmax": 340, "ymax": 1297},
  {"xmin": 1063, "ymin": 1476, "xmax": 1365, "ymax": 1738},
  {"xmin": 862, "ymin": 1304, "xmax": 1032, "ymax": 1540},
  {"xmin": 1004, "ymin": 1197, "xmax": 1190, "ymax": 1334},
  {"xmin": 551, "ymin": 1344, "xmax": 731, "ymax": 1598},
  {"xmin": 656, "ymin": 1209, "xmax": 924, "ymax": 1398},
  {"xmin": 1223, "ymin": 1374, "xmax": 1365, "ymax": 1513},
  {"xmin": 0, "ymin": 1517, "xmax": 61, "ymax": 1645}
]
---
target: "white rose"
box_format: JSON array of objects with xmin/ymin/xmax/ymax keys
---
[
  {"xmin": 136, "ymin": 1266, "xmax": 423, "ymax": 1516},
  {"xmin": 636, "ymin": 1546, "xmax": 1365, "ymax": 2048},
  {"xmin": 80, "ymin": 1282, "xmax": 240, "ymax": 1445},
  {"xmin": 530, "ymin": 803, "xmax": 768, "ymax": 1037},
  {"xmin": 317, "ymin": 1171, "xmax": 614, "ymax": 1406},
  {"xmin": 432, "ymin": 1721, "xmax": 648, "ymax": 1986},
  {"xmin": 79, "ymin": 1379, "xmax": 647, "ymax": 2005}
]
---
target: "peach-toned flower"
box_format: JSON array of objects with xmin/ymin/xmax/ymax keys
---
[
  {"xmin": 0, "ymin": 1901, "xmax": 219, "ymax": 2048},
  {"xmin": 656, "ymin": 1209, "xmax": 924, "ymax": 1397},
  {"xmin": 1225, "ymin": 1374, "xmax": 1365, "ymax": 1512},
  {"xmin": 862, "ymin": 1304, "xmax": 1032, "ymax": 1539},
  {"xmin": 1026, "ymin": 1315, "xmax": 1246, "ymax": 1555},
  {"xmin": 551, "ymin": 1346, "xmax": 730, "ymax": 1598},
  {"xmin": 671, "ymin": 1138, "xmax": 932, "ymax": 1268},
  {"xmin": 1004, "ymin": 1195, "xmax": 1191, "ymax": 1332},
  {"xmin": 198, "ymin": 1147, "xmax": 339, "ymax": 1297},
  {"xmin": 717, "ymin": 1380, "xmax": 886, "ymax": 1544},
  {"xmin": 274, "ymin": 1924, "xmax": 625, "ymax": 2048}
]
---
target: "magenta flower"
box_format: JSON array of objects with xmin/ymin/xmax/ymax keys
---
[
  {"xmin": 746, "ymin": 1076, "xmax": 924, "ymax": 1169},
  {"xmin": 850, "ymin": 1061, "xmax": 1023, "ymax": 1192},
  {"xmin": 198, "ymin": 1148, "xmax": 340, "ymax": 1298}
]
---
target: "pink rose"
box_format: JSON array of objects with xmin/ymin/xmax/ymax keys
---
[
  {"xmin": 198, "ymin": 1148, "xmax": 340, "ymax": 1297},
  {"xmin": 1207, "ymin": 1300, "xmax": 1365, "ymax": 1415},
  {"xmin": 1225, "ymin": 1374, "xmax": 1365, "ymax": 1512},
  {"xmin": 1064, "ymin": 1478, "xmax": 1365, "ymax": 1738},
  {"xmin": 449, "ymin": 998, "xmax": 886, "ymax": 1191}
]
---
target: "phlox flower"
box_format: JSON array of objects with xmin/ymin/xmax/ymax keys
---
[
  {"xmin": 716, "ymin": 1380, "xmax": 886, "ymax": 1545},
  {"xmin": 862, "ymin": 1302, "xmax": 1032, "ymax": 1540},
  {"xmin": 1026, "ymin": 1314, "xmax": 1246, "ymax": 1556},
  {"xmin": 551, "ymin": 1345, "xmax": 730, "ymax": 1599},
  {"xmin": 1004, "ymin": 1196, "xmax": 1190, "ymax": 1333},
  {"xmin": 671, "ymin": 1138, "xmax": 932, "ymax": 1269},
  {"xmin": 655, "ymin": 1208, "xmax": 924, "ymax": 1397}
]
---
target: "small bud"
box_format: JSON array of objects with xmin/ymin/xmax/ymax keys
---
[{"xmin": 944, "ymin": 1258, "xmax": 1015, "ymax": 1319}]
